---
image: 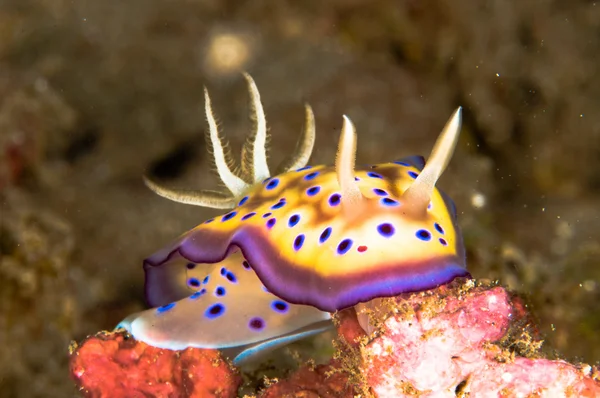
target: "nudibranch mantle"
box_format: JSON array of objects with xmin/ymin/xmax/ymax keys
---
[{"xmin": 143, "ymin": 74, "xmax": 469, "ymax": 314}]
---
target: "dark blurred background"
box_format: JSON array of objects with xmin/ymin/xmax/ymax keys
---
[{"xmin": 0, "ymin": 0, "xmax": 599, "ymax": 396}]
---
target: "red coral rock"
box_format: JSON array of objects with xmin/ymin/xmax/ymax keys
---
[
  {"xmin": 339, "ymin": 280, "xmax": 600, "ymax": 397},
  {"xmin": 69, "ymin": 331, "xmax": 241, "ymax": 398}
]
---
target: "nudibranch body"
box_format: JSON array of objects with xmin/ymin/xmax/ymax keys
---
[{"xmin": 118, "ymin": 73, "xmax": 468, "ymax": 364}]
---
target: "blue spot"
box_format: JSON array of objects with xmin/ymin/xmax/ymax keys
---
[
  {"xmin": 293, "ymin": 234, "xmax": 305, "ymax": 251},
  {"xmin": 266, "ymin": 218, "xmax": 277, "ymax": 229},
  {"xmin": 373, "ymin": 188, "xmax": 388, "ymax": 196},
  {"xmin": 262, "ymin": 212, "xmax": 272, "ymax": 218},
  {"xmin": 367, "ymin": 172, "xmax": 383, "ymax": 179},
  {"xmin": 296, "ymin": 166, "xmax": 312, "ymax": 172},
  {"xmin": 266, "ymin": 178, "xmax": 279, "ymax": 190},
  {"xmin": 381, "ymin": 197, "xmax": 400, "ymax": 207},
  {"xmin": 337, "ymin": 239, "xmax": 353, "ymax": 255},
  {"xmin": 221, "ymin": 211, "xmax": 237, "ymax": 222},
  {"xmin": 328, "ymin": 193, "xmax": 341, "ymax": 206},
  {"xmin": 188, "ymin": 278, "xmax": 201, "ymax": 288},
  {"xmin": 434, "ymin": 223, "xmax": 444, "ymax": 234},
  {"xmin": 241, "ymin": 212, "xmax": 256, "ymax": 221},
  {"xmin": 408, "ymin": 171, "xmax": 419, "ymax": 179},
  {"xmin": 304, "ymin": 171, "xmax": 319, "ymax": 180},
  {"xmin": 428, "ymin": 202, "xmax": 433, "ymax": 210},
  {"xmin": 271, "ymin": 200, "xmax": 286, "ymax": 210},
  {"xmin": 354, "ymin": 177, "xmax": 360, "ymax": 181},
  {"xmin": 205, "ymin": 303, "xmax": 225, "ymax": 319},
  {"xmin": 204, "ymin": 218, "xmax": 214, "ymax": 224},
  {"xmin": 238, "ymin": 196, "xmax": 249, "ymax": 206},
  {"xmin": 215, "ymin": 286, "xmax": 226, "ymax": 296},
  {"xmin": 242, "ymin": 260, "xmax": 251, "ymax": 270},
  {"xmin": 319, "ymin": 227, "xmax": 332, "ymax": 243},
  {"xmin": 262, "ymin": 285, "xmax": 270, "ymax": 293},
  {"xmin": 306, "ymin": 186, "xmax": 321, "ymax": 196},
  {"xmin": 439, "ymin": 238, "xmax": 448, "ymax": 246},
  {"xmin": 203, "ymin": 275, "xmax": 209, "ymax": 284},
  {"xmin": 157, "ymin": 302, "xmax": 175, "ymax": 313},
  {"xmin": 190, "ymin": 289, "xmax": 206, "ymax": 300},
  {"xmin": 271, "ymin": 300, "xmax": 289, "ymax": 313},
  {"xmin": 394, "ymin": 161, "xmax": 410, "ymax": 166},
  {"xmin": 288, "ymin": 214, "xmax": 300, "ymax": 227},
  {"xmin": 220, "ymin": 267, "xmax": 226, "ymax": 276},
  {"xmin": 226, "ymin": 271, "xmax": 237, "ymax": 283},
  {"xmin": 249, "ymin": 317, "xmax": 265, "ymax": 330},
  {"xmin": 186, "ymin": 262, "xmax": 196, "ymax": 269},
  {"xmin": 416, "ymin": 229, "xmax": 432, "ymax": 241},
  {"xmin": 377, "ymin": 223, "xmax": 395, "ymax": 238}
]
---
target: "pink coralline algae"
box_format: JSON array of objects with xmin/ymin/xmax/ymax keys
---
[
  {"xmin": 69, "ymin": 280, "xmax": 600, "ymax": 397},
  {"xmin": 69, "ymin": 331, "xmax": 241, "ymax": 398}
]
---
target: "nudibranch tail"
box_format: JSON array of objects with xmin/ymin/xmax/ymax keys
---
[
  {"xmin": 119, "ymin": 251, "xmax": 333, "ymax": 366},
  {"xmin": 275, "ymin": 104, "xmax": 316, "ymax": 174},
  {"xmin": 142, "ymin": 176, "xmax": 236, "ymax": 209},
  {"xmin": 335, "ymin": 115, "xmax": 364, "ymax": 208},
  {"xmin": 241, "ymin": 73, "xmax": 270, "ymax": 182},
  {"xmin": 402, "ymin": 107, "xmax": 462, "ymax": 216},
  {"xmin": 204, "ymin": 88, "xmax": 249, "ymax": 196}
]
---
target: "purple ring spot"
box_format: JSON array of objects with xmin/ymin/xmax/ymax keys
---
[
  {"xmin": 271, "ymin": 300, "xmax": 289, "ymax": 313},
  {"xmin": 215, "ymin": 286, "xmax": 226, "ymax": 296},
  {"xmin": 408, "ymin": 171, "xmax": 419, "ymax": 179},
  {"xmin": 296, "ymin": 166, "xmax": 312, "ymax": 172},
  {"xmin": 225, "ymin": 271, "xmax": 237, "ymax": 283},
  {"xmin": 265, "ymin": 178, "xmax": 280, "ymax": 190},
  {"xmin": 306, "ymin": 186, "xmax": 321, "ymax": 196},
  {"xmin": 220, "ymin": 267, "xmax": 226, "ymax": 276},
  {"xmin": 241, "ymin": 212, "xmax": 256, "ymax": 221},
  {"xmin": 157, "ymin": 302, "xmax": 175, "ymax": 313},
  {"xmin": 190, "ymin": 289, "xmax": 206, "ymax": 300},
  {"xmin": 381, "ymin": 197, "xmax": 399, "ymax": 207},
  {"xmin": 188, "ymin": 277, "xmax": 201, "ymax": 288},
  {"xmin": 319, "ymin": 227, "xmax": 332, "ymax": 243},
  {"xmin": 186, "ymin": 262, "xmax": 196, "ymax": 270},
  {"xmin": 204, "ymin": 218, "xmax": 214, "ymax": 224},
  {"xmin": 293, "ymin": 234, "xmax": 305, "ymax": 251},
  {"xmin": 262, "ymin": 212, "xmax": 272, "ymax": 218},
  {"xmin": 304, "ymin": 171, "xmax": 319, "ymax": 180},
  {"xmin": 439, "ymin": 238, "xmax": 448, "ymax": 246},
  {"xmin": 266, "ymin": 218, "xmax": 277, "ymax": 229},
  {"xmin": 377, "ymin": 223, "xmax": 395, "ymax": 238},
  {"xmin": 328, "ymin": 193, "xmax": 341, "ymax": 206},
  {"xmin": 288, "ymin": 214, "xmax": 301, "ymax": 227},
  {"xmin": 221, "ymin": 211, "xmax": 237, "ymax": 222},
  {"xmin": 242, "ymin": 260, "xmax": 251, "ymax": 270},
  {"xmin": 373, "ymin": 188, "xmax": 388, "ymax": 197},
  {"xmin": 249, "ymin": 317, "xmax": 265, "ymax": 331},
  {"xmin": 367, "ymin": 172, "xmax": 383, "ymax": 179},
  {"xmin": 434, "ymin": 223, "xmax": 444, "ymax": 234},
  {"xmin": 202, "ymin": 275, "xmax": 209, "ymax": 284},
  {"xmin": 337, "ymin": 239, "xmax": 353, "ymax": 255},
  {"xmin": 394, "ymin": 161, "xmax": 410, "ymax": 166},
  {"xmin": 416, "ymin": 229, "xmax": 432, "ymax": 241},
  {"xmin": 238, "ymin": 196, "xmax": 249, "ymax": 206},
  {"xmin": 271, "ymin": 200, "xmax": 286, "ymax": 210},
  {"xmin": 205, "ymin": 303, "xmax": 225, "ymax": 319}
]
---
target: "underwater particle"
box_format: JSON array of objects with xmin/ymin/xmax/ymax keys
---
[
  {"xmin": 205, "ymin": 303, "xmax": 225, "ymax": 319},
  {"xmin": 304, "ymin": 171, "xmax": 319, "ymax": 180},
  {"xmin": 377, "ymin": 223, "xmax": 395, "ymax": 238},
  {"xmin": 271, "ymin": 300, "xmax": 289, "ymax": 313},
  {"xmin": 471, "ymin": 192, "xmax": 486, "ymax": 209},
  {"xmin": 306, "ymin": 186, "xmax": 321, "ymax": 196},
  {"xmin": 188, "ymin": 278, "xmax": 201, "ymax": 288},
  {"xmin": 293, "ymin": 234, "xmax": 305, "ymax": 251},
  {"xmin": 221, "ymin": 211, "xmax": 237, "ymax": 222},
  {"xmin": 157, "ymin": 302, "xmax": 176, "ymax": 313},
  {"xmin": 416, "ymin": 229, "xmax": 432, "ymax": 241},
  {"xmin": 266, "ymin": 178, "xmax": 279, "ymax": 190},
  {"xmin": 288, "ymin": 214, "xmax": 300, "ymax": 227},
  {"xmin": 337, "ymin": 239, "xmax": 352, "ymax": 254},
  {"xmin": 203, "ymin": 30, "xmax": 253, "ymax": 76},
  {"xmin": 328, "ymin": 193, "xmax": 341, "ymax": 206},
  {"xmin": 319, "ymin": 227, "xmax": 332, "ymax": 243},
  {"xmin": 241, "ymin": 212, "xmax": 256, "ymax": 221},
  {"xmin": 248, "ymin": 317, "xmax": 265, "ymax": 331}
]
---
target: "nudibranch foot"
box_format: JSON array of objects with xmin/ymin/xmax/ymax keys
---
[{"xmin": 117, "ymin": 251, "xmax": 332, "ymax": 366}]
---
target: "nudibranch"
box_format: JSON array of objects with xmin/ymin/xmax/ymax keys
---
[{"xmin": 118, "ymin": 73, "xmax": 468, "ymax": 365}]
